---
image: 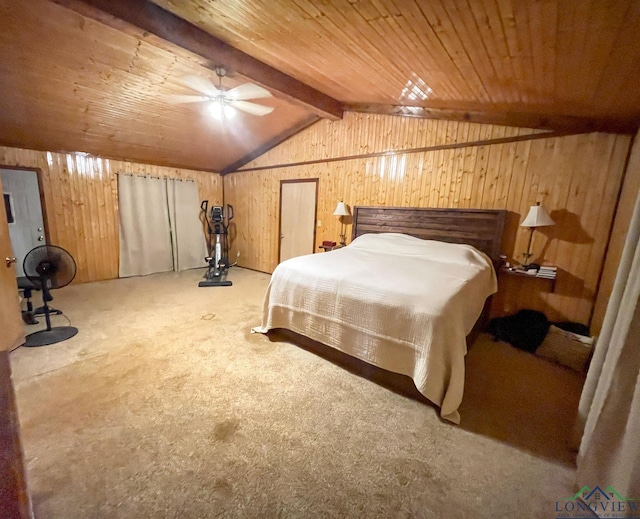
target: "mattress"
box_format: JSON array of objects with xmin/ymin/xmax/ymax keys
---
[{"xmin": 253, "ymin": 233, "xmax": 497, "ymax": 423}]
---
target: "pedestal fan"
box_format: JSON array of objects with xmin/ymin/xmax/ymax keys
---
[{"xmin": 22, "ymin": 245, "xmax": 78, "ymax": 347}]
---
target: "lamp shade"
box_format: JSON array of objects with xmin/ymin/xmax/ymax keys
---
[
  {"xmin": 333, "ymin": 201, "xmax": 350, "ymax": 216},
  {"xmin": 521, "ymin": 203, "xmax": 555, "ymax": 227}
]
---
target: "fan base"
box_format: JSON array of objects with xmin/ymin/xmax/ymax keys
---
[{"xmin": 24, "ymin": 326, "xmax": 78, "ymax": 347}]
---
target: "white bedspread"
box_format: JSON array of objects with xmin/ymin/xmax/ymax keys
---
[{"xmin": 253, "ymin": 233, "xmax": 497, "ymax": 423}]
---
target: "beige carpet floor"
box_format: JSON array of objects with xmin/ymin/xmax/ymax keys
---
[{"xmin": 10, "ymin": 267, "xmax": 587, "ymax": 518}]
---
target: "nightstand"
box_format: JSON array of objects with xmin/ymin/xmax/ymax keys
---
[
  {"xmin": 319, "ymin": 244, "xmax": 343, "ymax": 252},
  {"xmin": 499, "ymin": 266, "xmax": 557, "ymax": 292}
]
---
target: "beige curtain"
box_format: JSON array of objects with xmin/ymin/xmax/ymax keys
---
[
  {"xmin": 167, "ymin": 179, "xmax": 207, "ymax": 271},
  {"xmin": 118, "ymin": 174, "xmax": 173, "ymax": 277},
  {"xmin": 575, "ymin": 182, "xmax": 640, "ymax": 497}
]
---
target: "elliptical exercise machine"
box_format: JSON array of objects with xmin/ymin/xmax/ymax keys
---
[{"xmin": 199, "ymin": 201, "xmax": 237, "ymax": 287}]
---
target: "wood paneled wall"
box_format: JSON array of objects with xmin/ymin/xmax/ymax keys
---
[
  {"xmin": 592, "ymin": 130, "xmax": 640, "ymax": 331},
  {"xmin": 224, "ymin": 113, "xmax": 632, "ymax": 328},
  {"xmin": 1, "ymin": 146, "xmax": 222, "ymax": 283}
]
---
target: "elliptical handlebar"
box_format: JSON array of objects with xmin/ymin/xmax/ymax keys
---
[
  {"xmin": 201, "ymin": 201, "xmax": 233, "ymax": 232},
  {"xmin": 201, "ymin": 200, "xmax": 212, "ymax": 235}
]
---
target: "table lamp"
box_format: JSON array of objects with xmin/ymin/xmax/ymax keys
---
[
  {"xmin": 520, "ymin": 202, "xmax": 555, "ymax": 268},
  {"xmin": 333, "ymin": 201, "xmax": 350, "ymax": 246}
]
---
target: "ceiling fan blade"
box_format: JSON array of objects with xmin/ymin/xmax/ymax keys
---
[
  {"xmin": 165, "ymin": 94, "xmax": 210, "ymax": 104},
  {"xmin": 230, "ymin": 100, "xmax": 275, "ymax": 116},
  {"xmin": 180, "ymin": 75, "xmax": 220, "ymax": 97},
  {"xmin": 226, "ymin": 83, "xmax": 272, "ymax": 100}
]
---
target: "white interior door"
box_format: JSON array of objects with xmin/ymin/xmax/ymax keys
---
[
  {"xmin": 279, "ymin": 180, "xmax": 317, "ymax": 263},
  {"xmin": 1, "ymin": 168, "xmax": 45, "ymax": 278}
]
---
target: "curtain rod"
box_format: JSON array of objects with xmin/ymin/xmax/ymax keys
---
[{"xmin": 116, "ymin": 172, "xmax": 194, "ymax": 182}]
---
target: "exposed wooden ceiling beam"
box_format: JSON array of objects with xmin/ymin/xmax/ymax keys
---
[
  {"xmin": 50, "ymin": 0, "xmax": 343, "ymax": 120},
  {"xmin": 221, "ymin": 115, "xmax": 320, "ymax": 175},
  {"xmin": 233, "ymin": 129, "xmax": 586, "ymax": 173},
  {"xmin": 345, "ymin": 104, "xmax": 639, "ymax": 134}
]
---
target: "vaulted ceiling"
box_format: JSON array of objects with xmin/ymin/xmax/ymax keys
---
[{"xmin": 0, "ymin": 0, "xmax": 639, "ymax": 173}]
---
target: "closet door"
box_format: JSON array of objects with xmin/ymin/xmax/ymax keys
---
[{"xmin": 279, "ymin": 179, "xmax": 318, "ymax": 263}]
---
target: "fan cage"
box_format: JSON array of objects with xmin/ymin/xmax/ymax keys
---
[{"xmin": 23, "ymin": 245, "xmax": 76, "ymax": 289}]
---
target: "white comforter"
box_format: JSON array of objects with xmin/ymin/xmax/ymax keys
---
[{"xmin": 254, "ymin": 233, "xmax": 497, "ymax": 423}]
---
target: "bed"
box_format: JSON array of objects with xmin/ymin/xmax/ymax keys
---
[{"xmin": 253, "ymin": 207, "xmax": 506, "ymax": 423}]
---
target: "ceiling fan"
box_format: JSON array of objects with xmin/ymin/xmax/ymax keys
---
[{"xmin": 169, "ymin": 66, "xmax": 274, "ymax": 120}]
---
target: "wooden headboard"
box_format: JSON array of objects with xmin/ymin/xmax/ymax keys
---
[{"xmin": 351, "ymin": 206, "xmax": 506, "ymax": 260}]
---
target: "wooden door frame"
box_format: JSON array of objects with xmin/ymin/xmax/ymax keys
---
[
  {"xmin": 278, "ymin": 178, "xmax": 319, "ymax": 263},
  {"xmin": 0, "ymin": 165, "xmax": 50, "ymax": 246}
]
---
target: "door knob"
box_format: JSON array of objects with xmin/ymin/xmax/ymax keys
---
[
  {"xmin": 5, "ymin": 257, "xmax": 16, "ymax": 267},
  {"xmin": 38, "ymin": 236, "xmax": 44, "ymax": 241}
]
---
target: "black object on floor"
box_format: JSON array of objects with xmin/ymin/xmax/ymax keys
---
[
  {"xmin": 21, "ymin": 312, "xmax": 38, "ymax": 326},
  {"xmin": 487, "ymin": 310, "xmax": 550, "ymax": 353},
  {"xmin": 17, "ymin": 276, "xmax": 62, "ymax": 325}
]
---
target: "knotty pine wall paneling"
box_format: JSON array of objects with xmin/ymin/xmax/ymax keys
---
[
  {"xmin": 0, "ymin": 146, "xmax": 222, "ymax": 283},
  {"xmin": 591, "ymin": 130, "xmax": 640, "ymax": 333},
  {"xmin": 224, "ymin": 113, "xmax": 632, "ymax": 327}
]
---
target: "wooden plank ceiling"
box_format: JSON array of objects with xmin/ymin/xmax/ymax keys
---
[{"xmin": 0, "ymin": 0, "xmax": 639, "ymax": 173}]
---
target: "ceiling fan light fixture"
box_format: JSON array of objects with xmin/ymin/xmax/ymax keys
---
[
  {"xmin": 209, "ymin": 99, "xmax": 237, "ymax": 120},
  {"xmin": 174, "ymin": 66, "xmax": 273, "ymax": 118}
]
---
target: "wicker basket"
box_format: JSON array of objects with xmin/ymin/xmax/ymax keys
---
[{"xmin": 536, "ymin": 325, "xmax": 595, "ymax": 372}]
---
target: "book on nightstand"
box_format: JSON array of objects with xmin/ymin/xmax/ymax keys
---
[{"xmin": 536, "ymin": 266, "xmax": 557, "ymax": 279}]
